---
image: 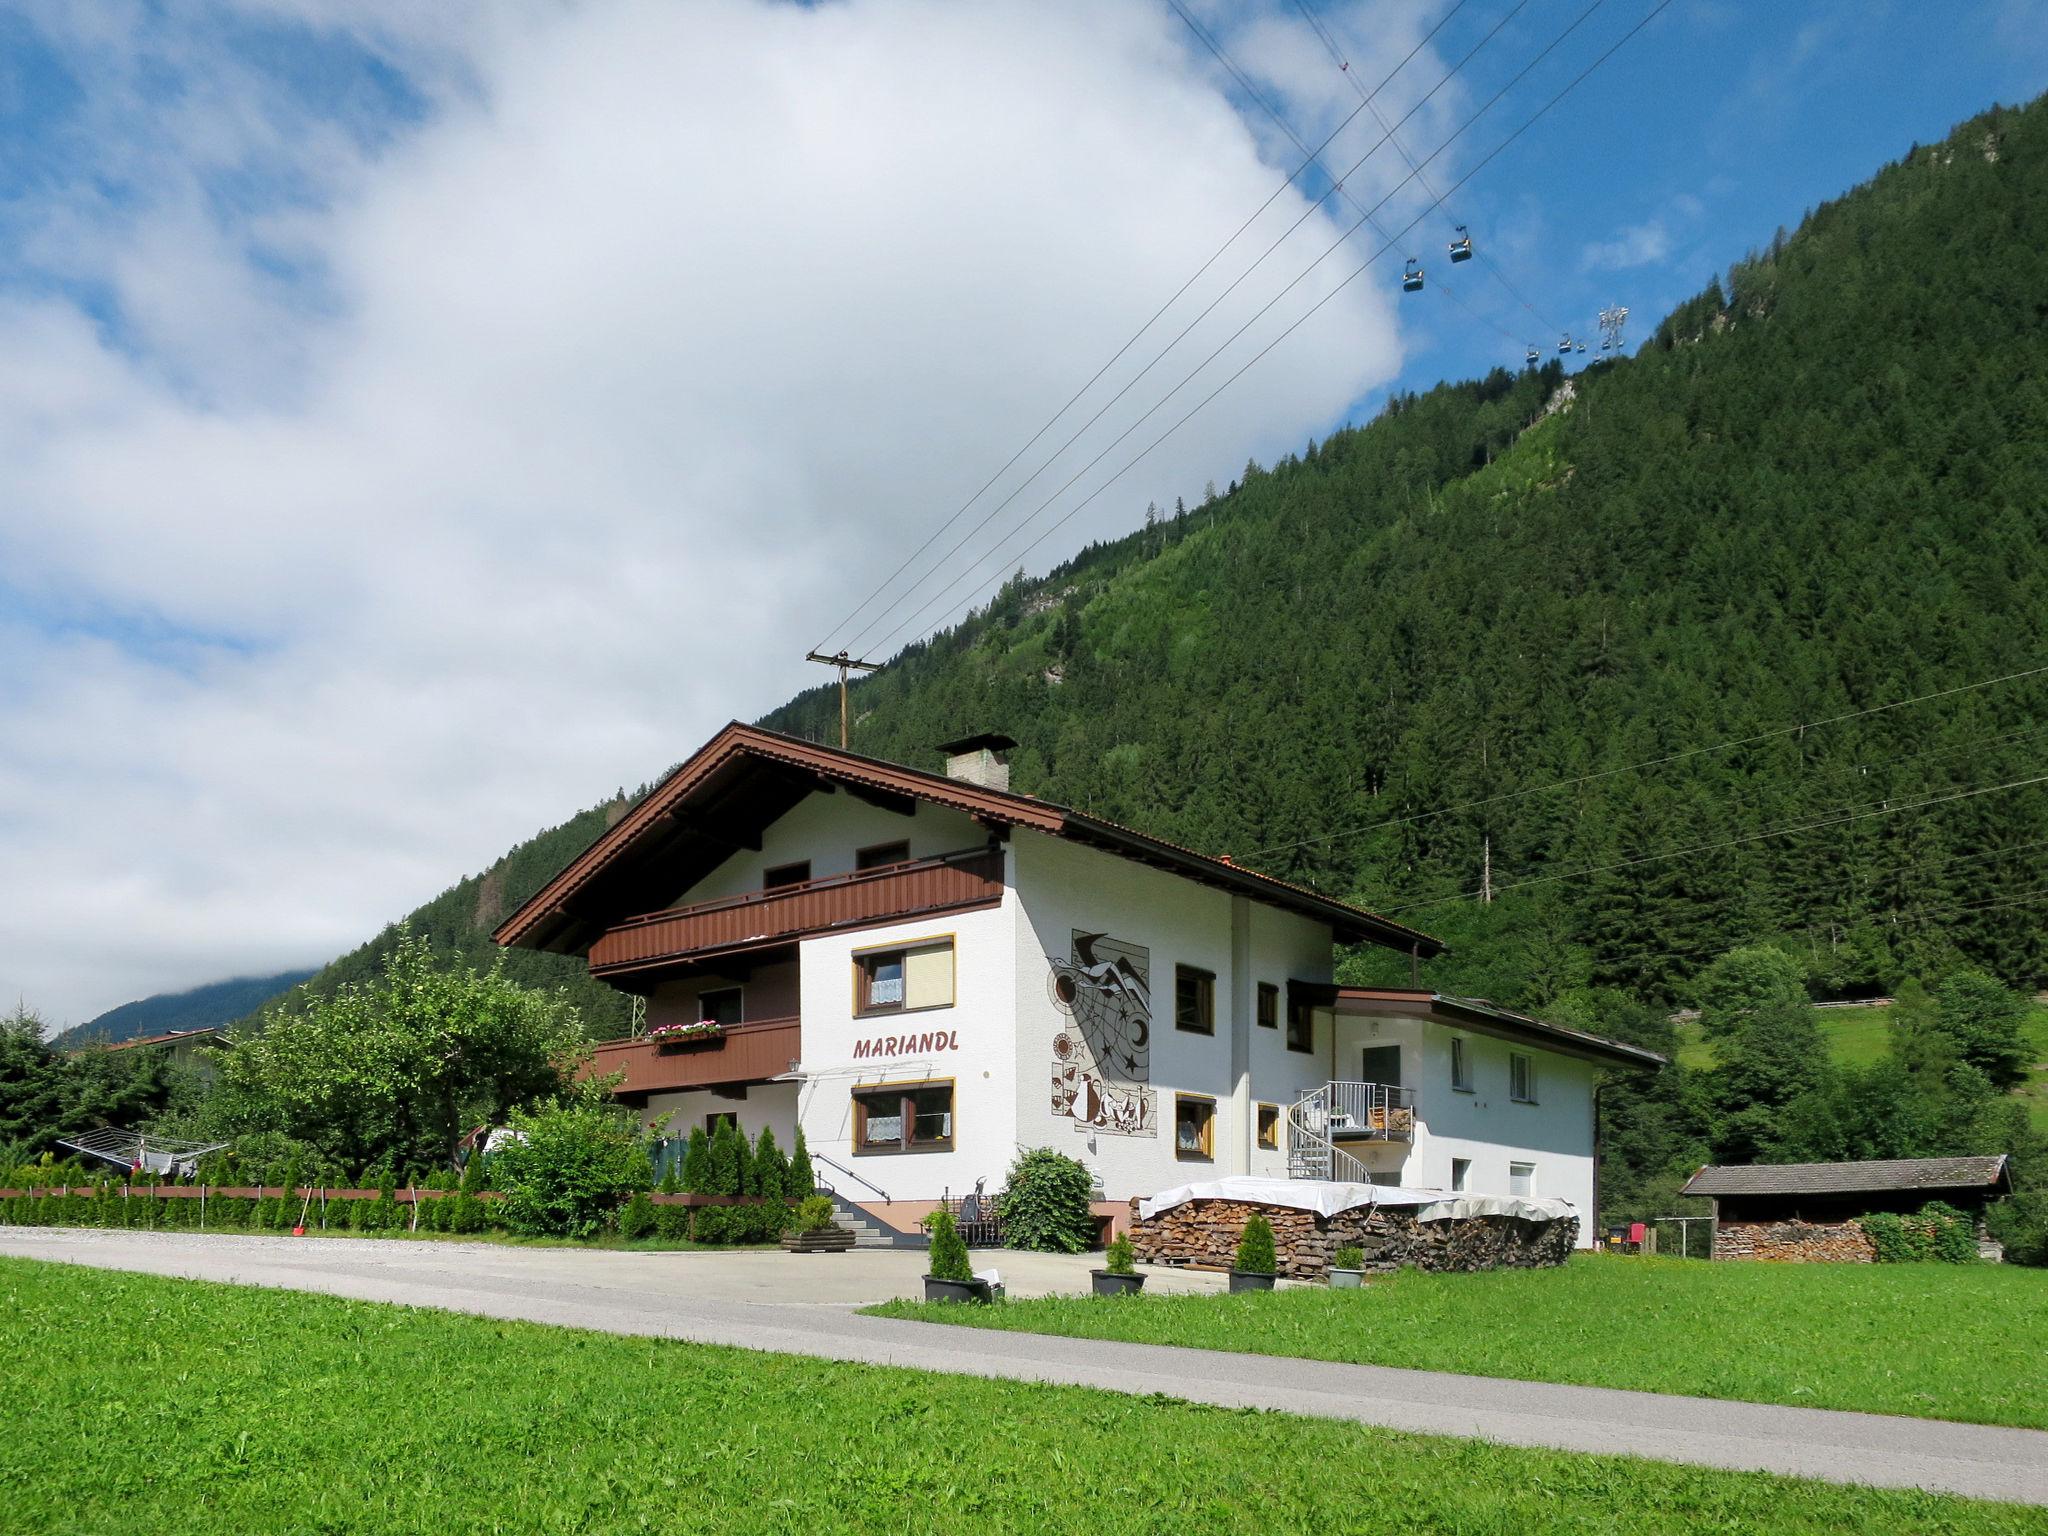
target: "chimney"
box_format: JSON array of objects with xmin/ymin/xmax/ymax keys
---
[{"xmin": 937, "ymin": 732, "xmax": 1017, "ymax": 792}]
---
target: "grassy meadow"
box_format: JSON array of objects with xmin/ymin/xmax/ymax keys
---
[
  {"xmin": 3, "ymin": 1258, "xmax": 2044, "ymax": 1536},
  {"xmin": 1673, "ymin": 1003, "xmax": 2048, "ymax": 1128},
  {"xmin": 870, "ymin": 1254, "xmax": 2048, "ymax": 1430}
]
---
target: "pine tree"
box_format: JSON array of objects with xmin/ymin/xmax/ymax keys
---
[{"xmin": 680, "ymin": 1127, "xmax": 711, "ymax": 1195}]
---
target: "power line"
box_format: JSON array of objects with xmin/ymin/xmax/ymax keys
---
[
  {"xmin": 840, "ymin": 0, "xmax": 1547, "ymax": 659},
  {"xmin": 1378, "ymin": 767, "xmax": 2048, "ymax": 915},
  {"xmin": 1291, "ymin": 0, "xmax": 1563, "ymax": 339},
  {"xmin": 1241, "ymin": 661, "xmax": 2048, "ymax": 861},
  {"xmin": 807, "ymin": 0, "xmax": 1477, "ymax": 656},
  {"xmin": 858, "ymin": 0, "xmax": 1646, "ymax": 660}
]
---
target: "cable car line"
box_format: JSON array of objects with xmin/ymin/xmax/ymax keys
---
[
  {"xmin": 806, "ymin": 2, "xmax": 1478, "ymax": 658},
  {"xmin": 1165, "ymin": 0, "xmax": 1530, "ymax": 352},
  {"xmin": 837, "ymin": 0, "xmax": 1551, "ymax": 658},
  {"xmin": 854, "ymin": 0, "xmax": 1666, "ymax": 660},
  {"xmin": 1293, "ymin": 0, "xmax": 1565, "ymax": 342}
]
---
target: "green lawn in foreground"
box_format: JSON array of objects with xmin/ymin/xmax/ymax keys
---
[
  {"xmin": 869, "ymin": 1254, "xmax": 2048, "ymax": 1430},
  {"xmin": 2, "ymin": 1259, "xmax": 2040, "ymax": 1535}
]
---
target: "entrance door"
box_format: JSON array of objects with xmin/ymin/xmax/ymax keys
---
[{"xmin": 1360, "ymin": 1045, "xmax": 1401, "ymax": 1088}]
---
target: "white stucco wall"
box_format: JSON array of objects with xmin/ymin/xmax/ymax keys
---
[
  {"xmin": 678, "ymin": 794, "xmax": 986, "ymax": 906},
  {"xmin": 1335, "ymin": 1012, "xmax": 1599, "ymax": 1245},
  {"xmin": 790, "ymin": 890, "xmax": 1019, "ymax": 1200},
  {"xmin": 640, "ymin": 1082, "xmax": 799, "ymax": 1145},
  {"xmin": 1009, "ymin": 834, "xmax": 1336, "ymax": 1203}
]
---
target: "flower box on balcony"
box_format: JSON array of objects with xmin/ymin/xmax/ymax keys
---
[{"xmin": 648, "ymin": 1021, "xmax": 727, "ymax": 1050}]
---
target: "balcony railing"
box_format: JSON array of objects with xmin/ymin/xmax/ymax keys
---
[
  {"xmin": 1287, "ymin": 1080, "xmax": 1417, "ymax": 1183},
  {"xmin": 588, "ymin": 844, "xmax": 1005, "ymax": 976},
  {"xmin": 584, "ymin": 1016, "xmax": 801, "ymax": 1098}
]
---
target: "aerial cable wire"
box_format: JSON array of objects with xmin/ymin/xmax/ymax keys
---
[
  {"xmin": 837, "ymin": 0, "xmax": 1540, "ymax": 659},
  {"xmin": 1375, "ymin": 767, "xmax": 2048, "ymax": 915},
  {"xmin": 1293, "ymin": 0, "xmax": 1565, "ymax": 339},
  {"xmin": 854, "ymin": 0, "xmax": 1657, "ymax": 660},
  {"xmin": 1239, "ymin": 661, "xmax": 2048, "ymax": 860},
  {"xmin": 1165, "ymin": 0, "xmax": 1529, "ymax": 352},
  {"xmin": 806, "ymin": 0, "xmax": 1477, "ymax": 657}
]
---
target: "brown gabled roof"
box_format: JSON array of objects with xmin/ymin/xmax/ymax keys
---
[
  {"xmin": 1328, "ymin": 987, "xmax": 1666, "ymax": 1070},
  {"xmin": 494, "ymin": 723, "xmax": 1443, "ymax": 960},
  {"xmin": 1680, "ymin": 1156, "xmax": 2012, "ymax": 1199}
]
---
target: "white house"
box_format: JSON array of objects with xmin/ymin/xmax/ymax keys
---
[{"xmin": 496, "ymin": 725, "xmax": 1662, "ymax": 1243}]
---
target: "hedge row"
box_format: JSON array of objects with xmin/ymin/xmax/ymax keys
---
[{"xmin": 0, "ymin": 1186, "xmax": 790, "ymax": 1245}]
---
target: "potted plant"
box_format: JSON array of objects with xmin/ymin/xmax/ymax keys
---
[
  {"xmin": 1091, "ymin": 1230, "xmax": 1146, "ymax": 1297},
  {"xmin": 647, "ymin": 1020, "xmax": 727, "ymax": 1050},
  {"xmin": 1328, "ymin": 1243, "xmax": 1366, "ymax": 1289},
  {"xmin": 1229, "ymin": 1213, "xmax": 1278, "ymax": 1293},
  {"xmin": 922, "ymin": 1209, "xmax": 989, "ymax": 1303},
  {"xmin": 781, "ymin": 1193, "xmax": 856, "ymax": 1253}
]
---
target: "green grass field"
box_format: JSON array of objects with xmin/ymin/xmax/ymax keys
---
[
  {"xmin": 2, "ymin": 1259, "xmax": 2042, "ymax": 1536},
  {"xmin": 870, "ymin": 1255, "xmax": 2048, "ymax": 1430},
  {"xmin": 1674, "ymin": 1002, "xmax": 2048, "ymax": 1128}
]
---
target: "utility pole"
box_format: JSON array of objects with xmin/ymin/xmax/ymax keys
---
[{"xmin": 804, "ymin": 650, "xmax": 880, "ymax": 749}]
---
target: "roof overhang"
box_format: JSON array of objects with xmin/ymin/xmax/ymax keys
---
[
  {"xmin": 1680, "ymin": 1155, "xmax": 2013, "ymax": 1200},
  {"xmin": 1320, "ymin": 987, "xmax": 1666, "ymax": 1070},
  {"xmin": 494, "ymin": 723, "xmax": 1441, "ymax": 961}
]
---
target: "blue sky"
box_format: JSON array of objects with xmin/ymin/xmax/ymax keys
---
[{"xmin": 0, "ymin": 0, "xmax": 2042, "ymax": 1024}]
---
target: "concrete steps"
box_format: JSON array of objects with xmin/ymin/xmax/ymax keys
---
[{"xmin": 825, "ymin": 1193, "xmax": 924, "ymax": 1250}]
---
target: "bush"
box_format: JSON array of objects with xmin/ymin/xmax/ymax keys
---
[
  {"xmin": 691, "ymin": 1205, "xmax": 731, "ymax": 1244},
  {"xmin": 1986, "ymin": 1189, "xmax": 2048, "ymax": 1266},
  {"xmin": 680, "ymin": 1128, "xmax": 711, "ymax": 1195},
  {"xmin": 926, "ymin": 1209, "xmax": 972, "ymax": 1282},
  {"xmin": 1235, "ymin": 1215, "xmax": 1276, "ymax": 1275},
  {"xmin": 1861, "ymin": 1202, "xmax": 1977, "ymax": 1263},
  {"xmin": 654, "ymin": 1203, "xmax": 690, "ymax": 1241},
  {"xmin": 1332, "ymin": 1244, "xmax": 1365, "ymax": 1270},
  {"xmin": 796, "ymin": 1194, "xmax": 837, "ymax": 1234},
  {"xmin": 1102, "ymin": 1231, "xmax": 1135, "ymax": 1276},
  {"xmin": 618, "ymin": 1190, "xmax": 657, "ymax": 1241},
  {"xmin": 751, "ymin": 1128, "xmax": 788, "ymax": 1201},
  {"xmin": 491, "ymin": 1101, "xmax": 652, "ymax": 1240},
  {"xmin": 997, "ymin": 1148, "xmax": 1096, "ymax": 1253},
  {"xmin": 787, "ymin": 1128, "xmax": 815, "ymax": 1198}
]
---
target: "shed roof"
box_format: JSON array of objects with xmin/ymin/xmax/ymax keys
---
[{"xmin": 1680, "ymin": 1155, "xmax": 2012, "ymax": 1199}]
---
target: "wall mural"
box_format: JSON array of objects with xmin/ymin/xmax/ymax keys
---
[{"xmin": 1048, "ymin": 930, "xmax": 1156, "ymax": 1136}]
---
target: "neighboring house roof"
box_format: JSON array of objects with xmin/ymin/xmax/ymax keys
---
[
  {"xmin": 1680, "ymin": 1156, "xmax": 2013, "ymax": 1199},
  {"xmin": 85, "ymin": 1027, "xmax": 230, "ymax": 1057},
  {"xmin": 495, "ymin": 722, "xmax": 1444, "ymax": 960},
  {"xmin": 1326, "ymin": 986, "xmax": 1666, "ymax": 1071}
]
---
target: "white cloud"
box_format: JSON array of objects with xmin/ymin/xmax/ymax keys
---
[
  {"xmin": 0, "ymin": 0, "xmax": 1416, "ymax": 1024},
  {"xmin": 1580, "ymin": 218, "xmax": 1672, "ymax": 272}
]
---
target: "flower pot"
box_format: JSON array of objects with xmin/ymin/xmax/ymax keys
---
[
  {"xmin": 1090, "ymin": 1269, "xmax": 1146, "ymax": 1297},
  {"xmin": 923, "ymin": 1275, "xmax": 992, "ymax": 1304},
  {"xmin": 1328, "ymin": 1267, "xmax": 1364, "ymax": 1290},
  {"xmin": 1228, "ymin": 1269, "xmax": 1276, "ymax": 1294}
]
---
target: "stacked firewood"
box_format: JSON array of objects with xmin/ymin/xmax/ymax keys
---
[
  {"xmin": 1713, "ymin": 1219, "xmax": 1876, "ymax": 1262},
  {"xmin": 1130, "ymin": 1197, "xmax": 1576, "ymax": 1278}
]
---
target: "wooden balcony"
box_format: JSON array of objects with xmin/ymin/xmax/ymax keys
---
[
  {"xmin": 587, "ymin": 844, "xmax": 1005, "ymax": 977},
  {"xmin": 584, "ymin": 1017, "xmax": 802, "ymax": 1099}
]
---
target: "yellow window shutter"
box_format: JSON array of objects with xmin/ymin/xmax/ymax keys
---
[{"xmin": 904, "ymin": 942, "xmax": 955, "ymax": 1010}]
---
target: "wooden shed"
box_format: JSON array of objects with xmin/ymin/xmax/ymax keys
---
[{"xmin": 1681, "ymin": 1155, "xmax": 2012, "ymax": 1261}]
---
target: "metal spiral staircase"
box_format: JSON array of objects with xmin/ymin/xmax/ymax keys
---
[{"xmin": 1286, "ymin": 1081, "xmax": 1417, "ymax": 1183}]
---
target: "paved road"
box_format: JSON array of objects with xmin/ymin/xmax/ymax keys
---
[{"xmin": 6, "ymin": 1228, "xmax": 2045, "ymax": 1507}]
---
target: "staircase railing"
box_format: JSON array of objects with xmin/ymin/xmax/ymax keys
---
[
  {"xmin": 1287, "ymin": 1081, "xmax": 1414, "ymax": 1183},
  {"xmin": 811, "ymin": 1152, "xmax": 890, "ymax": 1204},
  {"xmin": 1286, "ymin": 1084, "xmax": 1372, "ymax": 1183}
]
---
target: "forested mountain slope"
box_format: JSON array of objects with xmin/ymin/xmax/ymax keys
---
[
  {"xmin": 279, "ymin": 96, "xmax": 2048, "ymax": 1036},
  {"xmin": 55, "ymin": 969, "xmax": 317, "ymax": 1048},
  {"xmin": 769, "ymin": 95, "xmax": 2048, "ymax": 1008}
]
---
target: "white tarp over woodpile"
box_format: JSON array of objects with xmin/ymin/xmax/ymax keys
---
[{"xmin": 1136, "ymin": 1174, "xmax": 1574, "ymax": 1225}]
